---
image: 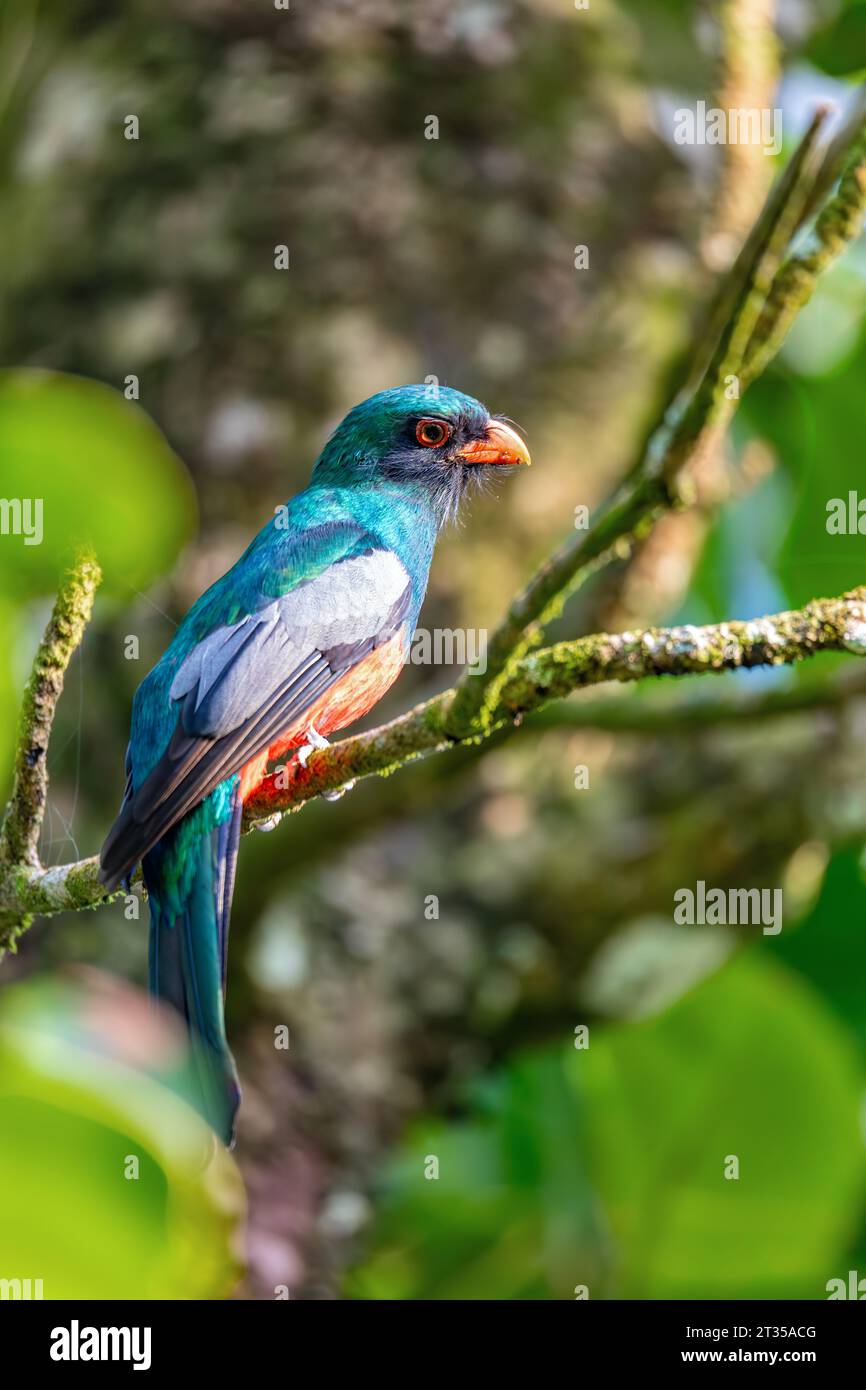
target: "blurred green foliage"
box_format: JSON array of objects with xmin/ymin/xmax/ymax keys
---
[
  {"xmin": 348, "ymin": 952, "xmax": 866, "ymax": 1299},
  {"xmin": 773, "ymin": 849, "xmax": 866, "ymax": 1053},
  {"xmin": 0, "ymin": 368, "xmax": 194, "ymax": 791},
  {"xmin": 0, "ymin": 369, "xmax": 195, "ymax": 601},
  {"xmin": 0, "ymin": 975, "xmax": 243, "ymax": 1299},
  {"xmin": 2, "ymin": 0, "xmax": 866, "ymax": 1301}
]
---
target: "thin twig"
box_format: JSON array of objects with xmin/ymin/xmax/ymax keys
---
[
  {"xmin": 703, "ymin": 0, "xmax": 779, "ymax": 270},
  {"xmin": 743, "ymin": 121, "xmax": 866, "ymax": 382}
]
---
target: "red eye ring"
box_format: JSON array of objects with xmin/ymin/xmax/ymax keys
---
[{"xmin": 416, "ymin": 418, "xmax": 452, "ymax": 448}]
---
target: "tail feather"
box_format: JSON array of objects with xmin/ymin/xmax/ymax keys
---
[
  {"xmin": 214, "ymin": 793, "xmax": 243, "ymax": 987},
  {"xmin": 143, "ymin": 788, "xmax": 242, "ymax": 1146}
]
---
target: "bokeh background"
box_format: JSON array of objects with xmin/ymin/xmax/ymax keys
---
[{"xmin": 3, "ymin": 0, "xmax": 866, "ymax": 1299}]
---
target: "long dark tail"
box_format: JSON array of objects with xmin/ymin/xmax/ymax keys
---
[{"xmin": 142, "ymin": 789, "xmax": 243, "ymax": 1146}]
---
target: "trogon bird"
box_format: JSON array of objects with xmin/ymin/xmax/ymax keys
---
[{"xmin": 99, "ymin": 384, "xmax": 530, "ymax": 1145}]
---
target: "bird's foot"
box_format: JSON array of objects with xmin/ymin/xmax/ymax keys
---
[
  {"xmin": 254, "ymin": 812, "xmax": 283, "ymax": 832},
  {"xmin": 296, "ymin": 725, "xmax": 355, "ymax": 801},
  {"xmin": 296, "ymin": 724, "xmax": 330, "ymax": 767}
]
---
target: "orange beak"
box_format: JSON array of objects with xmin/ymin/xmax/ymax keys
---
[{"xmin": 456, "ymin": 419, "xmax": 531, "ymax": 467}]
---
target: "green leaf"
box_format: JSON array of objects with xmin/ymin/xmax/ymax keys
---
[
  {"xmin": 742, "ymin": 331, "xmax": 866, "ymax": 608},
  {"xmin": 574, "ymin": 951, "xmax": 866, "ymax": 1298},
  {"xmin": 771, "ymin": 849, "xmax": 866, "ymax": 1054},
  {"xmin": 350, "ymin": 953, "xmax": 866, "ymax": 1300},
  {"xmin": 346, "ymin": 1054, "xmax": 612, "ymax": 1301},
  {"xmin": 807, "ymin": 1, "xmax": 866, "ymax": 77},
  {"xmin": 0, "ymin": 369, "xmax": 195, "ymax": 600},
  {"xmin": 0, "ymin": 976, "xmax": 244, "ymax": 1299}
]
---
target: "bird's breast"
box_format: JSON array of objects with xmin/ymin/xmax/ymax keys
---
[{"xmin": 237, "ymin": 628, "xmax": 407, "ymax": 802}]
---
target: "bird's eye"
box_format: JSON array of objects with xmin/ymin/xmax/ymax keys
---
[{"xmin": 415, "ymin": 418, "xmax": 451, "ymax": 448}]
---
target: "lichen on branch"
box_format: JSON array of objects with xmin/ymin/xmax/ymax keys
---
[
  {"xmin": 444, "ymin": 88, "xmax": 866, "ymax": 739},
  {"xmin": 2, "ymin": 568, "xmax": 866, "ymax": 932},
  {"xmin": 0, "ymin": 553, "xmax": 102, "ymax": 950},
  {"xmin": 245, "ymin": 587, "xmax": 866, "ymax": 822}
]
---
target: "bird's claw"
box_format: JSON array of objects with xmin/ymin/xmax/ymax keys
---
[
  {"xmin": 254, "ymin": 813, "xmax": 282, "ymax": 832},
  {"xmin": 296, "ymin": 726, "xmax": 354, "ymax": 801},
  {"xmin": 296, "ymin": 724, "xmax": 330, "ymax": 767}
]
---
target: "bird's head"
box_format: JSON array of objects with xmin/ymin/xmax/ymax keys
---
[{"xmin": 312, "ymin": 384, "xmax": 530, "ymax": 525}]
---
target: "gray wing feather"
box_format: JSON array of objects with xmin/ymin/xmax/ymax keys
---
[
  {"xmin": 99, "ymin": 546, "xmax": 413, "ymax": 888},
  {"xmin": 170, "ymin": 549, "xmax": 410, "ymax": 739}
]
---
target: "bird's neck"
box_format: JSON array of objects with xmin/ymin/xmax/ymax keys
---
[{"xmin": 305, "ymin": 478, "xmax": 440, "ymax": 591}]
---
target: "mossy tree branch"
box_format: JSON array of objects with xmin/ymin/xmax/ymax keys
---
[
  {"xmin": 0, "ymin": 554, "xmax": 101, "ymax": 950},
  {"xmin": 2, "ymin": 585, "xmax": 866, "ymax": 933},
  {"xmin": 444, "ymin": 90, "xmax": 866, "ymax": 738},
  {"xmin": 0, "ymin": 554, "xmax": 101, "ymax": 870},
  {"xmin": 4, "ymin": 81, "xmax": 866, "ymax": 944}
]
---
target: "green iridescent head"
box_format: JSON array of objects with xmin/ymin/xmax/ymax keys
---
[{"xmin": 312, "ymin": 383, "xmax": 530, "ymax": 523}]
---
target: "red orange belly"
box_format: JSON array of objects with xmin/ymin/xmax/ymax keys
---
[{"xmin": 237, "ymin": 629, "xmax": 406, "ymax": 803}]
